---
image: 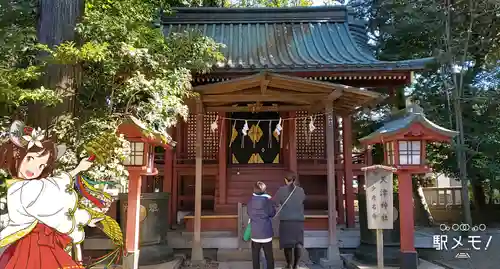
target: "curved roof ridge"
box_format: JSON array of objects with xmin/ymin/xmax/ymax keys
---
[
  {"xmin": 162, "ymin": 7, "xmax": 434, "ymax": 72},
  {"xmin": 163, "ymin": 6, "xmax": 350, "ymax": 24}
]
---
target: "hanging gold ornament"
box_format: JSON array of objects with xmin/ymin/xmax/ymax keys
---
[
  {"xmin": 272, "ymin": 153, "xmax": 280, "ymax": 164},
  {"xmin": 248, "ymin": 153, "xmax": 264, "ymax": 164},
  {"xmin": 229, "ymin": 121, "xmax": 237, "ymax": 147},
  {"xmin": 248, "ymin": 121, "xmax": 263, "ymax": 148},
  {"xmin": 232, "ymin": 153, "xmax": 239, "ymax": 164}
]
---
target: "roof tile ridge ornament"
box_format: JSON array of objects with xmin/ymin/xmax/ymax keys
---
[
  {"xmin": 404, "ymin": 98, "xmax": 424, "ymax": 116},
  {"xmin": 388, "ymin": 98, "xmax": 424, "ymax": 121}
]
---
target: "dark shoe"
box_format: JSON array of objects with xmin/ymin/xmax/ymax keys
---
[{"xmin": 284, "ymin": 264, "xmax": 292, "ymax": 269}]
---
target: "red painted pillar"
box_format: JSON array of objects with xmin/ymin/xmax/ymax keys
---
[
  {"xmin": 342, "ymin": 116, "xmax": 355, "ymax": 228},
  {"xmin": 218, "ymin": 112, "xmax": 227, "ymax": 205},
  {"xmin": 397, "ymin": 172, "xmax": 418, "ymax": 269},
  {"xmin": 333, "ymin": 116, "xmax": 344, "ymax": 224},
  {"xmin": 125, "ymin": 171, "xmax": 142, "ymax": 269},
  {"xmin": 288, "ymin": 111, "xmax": 297, "ymax": 174},
  {"xmin": 171, "ymin": 122, "xmax": 183, "ymax": 227},
  {"xmin": 163, "ymin": 148, "xmax": 174, "ymax": 226},
  {"xmin": 335, "ymin": 172, "xmax": 344, "ymax": 224}
]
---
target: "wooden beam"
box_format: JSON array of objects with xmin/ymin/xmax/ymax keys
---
[
  {"xmin": 324, "ymin": 102, "xmax": 342, "ymax": 263},
  {"xmin": 201, "ymin": 93, "xmax": 323, "ymax": 103},
  {"xmin": 194, "ymin": 73, "xmax": 263, "ymax": 94},
  {"xmin": 260, "ymin": 72, "xmax": 270, "ymax": 94},
  {"xmin": 218, "ymin": 112, "xmax": 227, "ymax": 205},
  {"xmin": 206, "ymin": 105, "xmax": 311, "ymax": 112},
  {"xmin": 191, "ymin": 101, "xmax": 204, "ymax": 262},
  {"xmin": 309, "ymin": 90, "xmax": 343, "ymax": 113},
  {"xmin": 343, "ymin": 115, "xmax": 355, "ymax": 228},
  {"xmin": 270, "ymin": 73, "xmax": 357, "ymax": 92}
]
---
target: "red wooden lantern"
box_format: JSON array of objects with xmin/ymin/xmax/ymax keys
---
[
  {"xmin": 118, "ymin": 115, "xmax": 176, "ymax": 175},
  {"xmin": 359, "ymin": 104, "xmax": 457, "ymax": 173},
  {"xmin": 359, "ymin": 104, "xmax": 457, "ymax": 269},
  {"xmin": 117, "ymin": 115, "xmax": 176, "ymax": 269}
]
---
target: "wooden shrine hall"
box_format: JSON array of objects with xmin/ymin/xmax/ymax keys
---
[{"xmin": 153, "ymin": 6, "xmax": 432, "ymax": 232}]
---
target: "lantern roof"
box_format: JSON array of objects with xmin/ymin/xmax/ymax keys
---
[
  {"xmin": 359, "ymin": 104, "xmax": 458, "ymax": 144},
  {"xmin": 118, "ymin": 115, "xmax": 177, "ymax": 149},
  {"xmin": 361, "ymin": 165, "xmax": 397, "ymax": 172}
]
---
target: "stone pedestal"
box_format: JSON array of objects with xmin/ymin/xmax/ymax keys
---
[
  {"xmin": 119, "ymin": 192, "xmax": 174, "ymax": 265},
  {"xmin": 319, "ymin": 245, "xmax": 343, "ymax": 269},
  {"xmin": 123, "ymin": 250, "xmax": 140, "ymax": 269}
]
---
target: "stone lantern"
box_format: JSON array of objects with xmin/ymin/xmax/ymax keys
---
[
  {"xmin": 359, "ymin": 104, "xmax": 457, "ymax": 269},
  {"xmin": 118, "ymin": 116, "xmax": 176, "ymax": 269}
]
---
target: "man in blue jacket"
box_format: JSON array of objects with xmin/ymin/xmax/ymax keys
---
[{"xmin": 247, "ymin": 181, "xmax": 276, "ymax": 269}]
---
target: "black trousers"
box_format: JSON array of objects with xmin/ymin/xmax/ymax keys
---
[{"xmin": 251, "ymin": 241, "xmax": 274, "ymax": 269}]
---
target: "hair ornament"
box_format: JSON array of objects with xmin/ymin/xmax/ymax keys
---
[
  {"xmin": 8, "ymin": 120, "xmax": 66, "ymax": 160},
  {"xmin": 22, "ymin": 127, "xmax": 45, "ymax": 149}
]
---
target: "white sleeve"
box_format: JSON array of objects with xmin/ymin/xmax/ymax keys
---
[
  {"xmin": 20, "ymin": 172, "xmax": 78, "ymax": 235},
  {"xmin": 68, "ymin": 208, "xmax": 92, "ymax": 244},
  {"xmin": 0, "ymin": 196, "xmax": 8, "ymax": 229}
]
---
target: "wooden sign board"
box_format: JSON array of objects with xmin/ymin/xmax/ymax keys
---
[{"xmin": 362, "ymin": 165, "xmax": 396, "ymax": 230}]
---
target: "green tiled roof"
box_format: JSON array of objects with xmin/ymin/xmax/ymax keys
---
[
  {"xmin": 359, "ymin": 104, "xmax": 458, "ymax": 143},
  {"xmin": 162, "ymin": 7, "xmax": 434, "ymax": 73}
]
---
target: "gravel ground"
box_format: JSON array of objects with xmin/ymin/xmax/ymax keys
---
[{"xmin": 181, "ymin": 259, "xmax": 219, "ymax": 269}]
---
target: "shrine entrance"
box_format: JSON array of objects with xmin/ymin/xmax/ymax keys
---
[{"xmin": 229, "ymin": 112, "xmax": 281, "ymax": 165}]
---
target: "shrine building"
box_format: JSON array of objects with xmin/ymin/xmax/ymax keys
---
[{"xmin": 148, "ymin": 6, "xmax": 432, "ymax": 232}]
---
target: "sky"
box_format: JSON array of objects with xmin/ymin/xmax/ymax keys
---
[{"xmin": 311, "ymin": 0, "xmax": 347, "ymax": 7}]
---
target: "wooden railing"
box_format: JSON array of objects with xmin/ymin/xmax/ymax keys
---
[{"xmin": 422, "ymin": 187, "xmax": 462, "ymax": 208}]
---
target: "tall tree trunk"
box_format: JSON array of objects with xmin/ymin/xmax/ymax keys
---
[
  {"xmin": 28, "ymin": 0, "xmax": 85, "ymax": 128},
  {"xmin": 471, "ymin": 178, "xmax": 485, "ymax": 223},
  {"xmin": 412, "ymin": 176, "xmax": 434, "ymax": 226}
]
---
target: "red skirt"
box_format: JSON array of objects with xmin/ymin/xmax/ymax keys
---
[{"xmin": 0, "ymin": 223, "xmax": 84, "ymax": 269}]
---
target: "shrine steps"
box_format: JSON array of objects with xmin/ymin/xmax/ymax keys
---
[
  {"xmin": 83, "ymin": 230, "xmax": 436, "ymax": 251},
  {"xmin": 214, "ymin": 204, "xmax": 237, "ymax": 214},
  {"xmin": 214, "ymin": 167, "xmax": 285, "ymax": 215}
]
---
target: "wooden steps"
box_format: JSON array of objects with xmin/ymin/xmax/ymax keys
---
[{"xmin": 213, "ymin": 167, "xmax": 286, "ymax": 214}]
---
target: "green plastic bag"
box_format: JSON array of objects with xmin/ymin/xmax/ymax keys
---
[{"xmin": 243, "ymin": 221, "xmax": 251, "ymax": 241}]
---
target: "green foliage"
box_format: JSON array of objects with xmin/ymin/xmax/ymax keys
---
[
  {"xmin": 0, "ymin": 0, "xmax": 224, "ymax": 185},
  {"xmin": 349, "ymin": 0, "xmax": 500, "ymax": 187},
  {"xmin": 0, "ymin": 1, "xmax": 63, "ymax": 116},
  {"xmin": 229, "ymin": 0, "xmax": 312, "ymax": 7}
]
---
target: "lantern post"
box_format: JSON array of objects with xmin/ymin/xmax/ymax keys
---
[
  {"xmin": 359, "ymin": 104, "xmax": 457, "ymax": 269},
  {"xmin": 118, "ymin": 116, "xmax": 175, "ymax": 269}
]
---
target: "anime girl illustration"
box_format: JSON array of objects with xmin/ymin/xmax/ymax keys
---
[{"xmin": 0, "ymin": 120, "xmax": 124, "ymax": 269}]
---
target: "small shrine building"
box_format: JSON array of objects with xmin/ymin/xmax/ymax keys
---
[{"xmin": 148, "ymin": 6, "xmax": 432, "ymax": 232}]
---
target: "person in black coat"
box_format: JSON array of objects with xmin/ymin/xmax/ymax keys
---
[
  {"xmin": 273, "ymin": 172, "xmax": 306, "ymax": 269},
  {"xmin": 247, "ymin": 181, "xmax": 276, "ymax": 269}
]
